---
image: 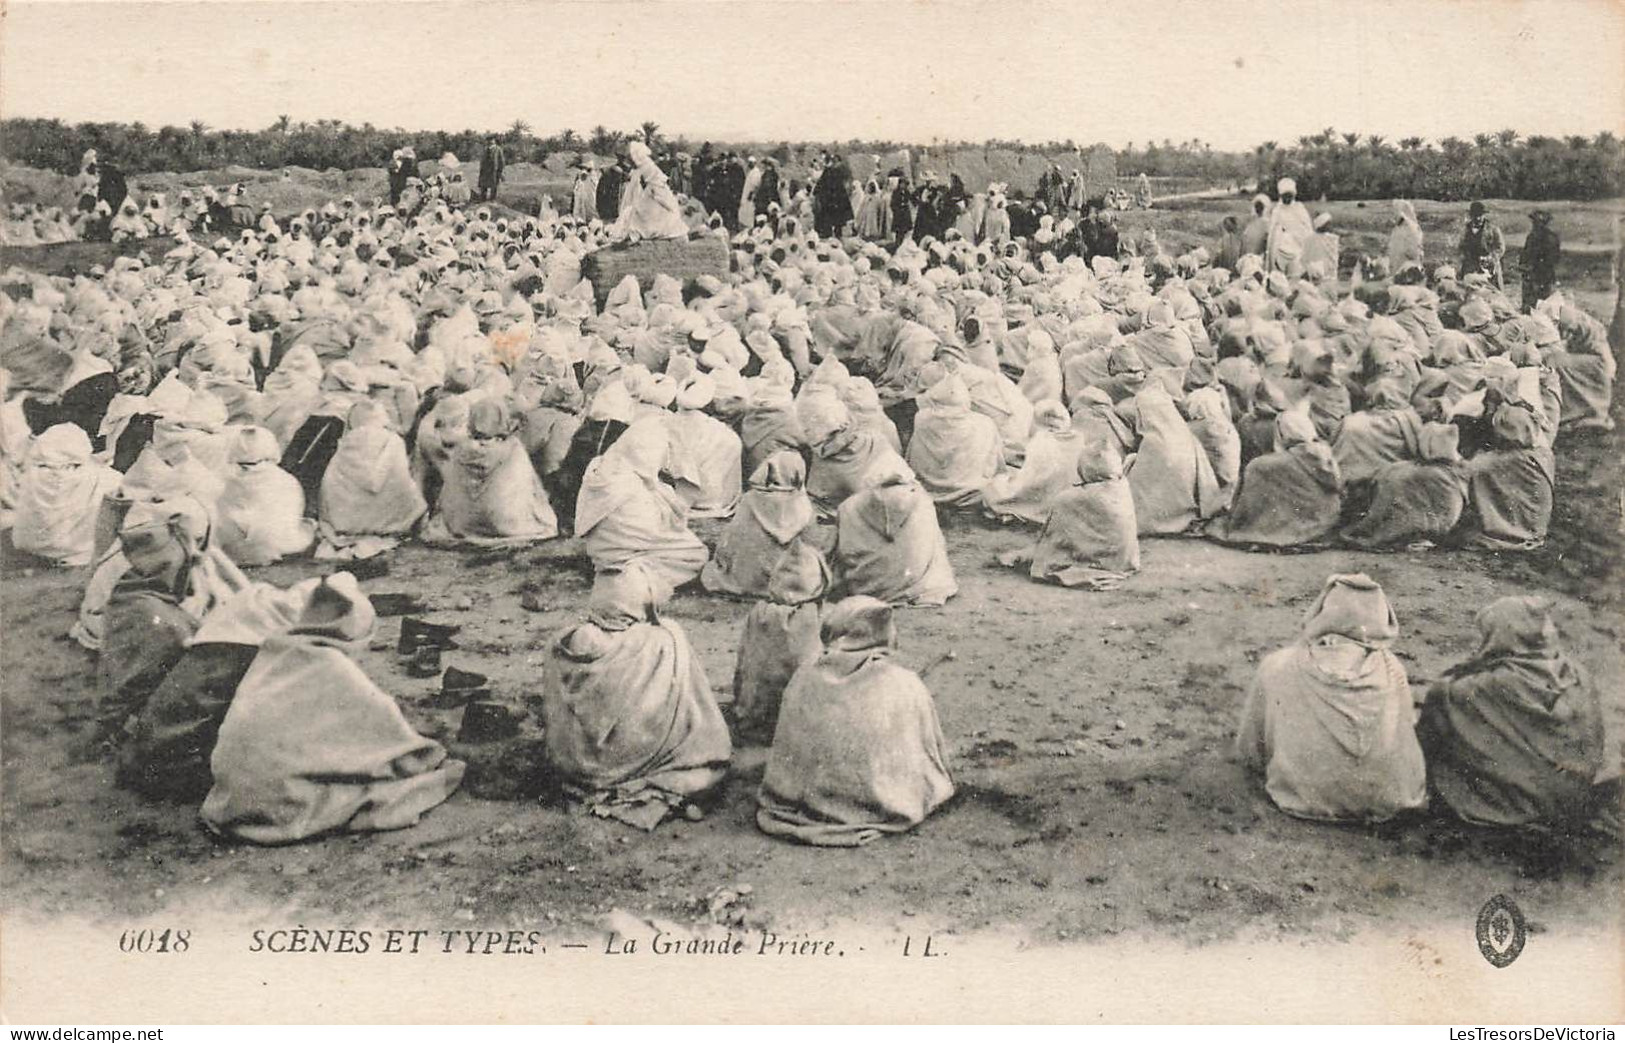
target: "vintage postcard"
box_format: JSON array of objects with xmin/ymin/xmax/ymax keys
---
[{"xmin": 1, "ymin": 0, "xmax": 1621, "ymax": 1026}]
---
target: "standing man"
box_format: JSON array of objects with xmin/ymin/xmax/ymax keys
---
[
  {"xmin": 691, "ymin": 144, "xmax": 712, "ymax": 209},
  {"xmin": 478, "ymin": 137, "xmax": 506, "ymax": 203},
  {"xmin": 739, "ymin": 156, "xmax": 763, "ymax": 229},
  {"xmin": 597, "ymin": 155, "xmax": 626, "ymax": 223},
  {"xmin": 1519, "ymin": 209, "xmax": 1560, "ymax": 312},
  {"xmin": 814, "ymin": 152, "xmax": 854, "ymax": 237},
  {"xmin": 572, "ymin": 160, "xmax": 600, "ymax": 222},
  {"xmin": 388, "ymin": 150, "xmax": 408, "ymax": 206},
  {"xmin": 754, "ymin": 158, "xmax": 782, "ymax": 218},
  {"xmin": 1459, "ymin": 200, "xmax": 1506, "ymax": 289},
  {"xmin": 722, "ymin": 153, "xmax": 747, "ymax": 232},
  {"xmin": 1265, "ymin": 177, "xmax": 1314, "ymax": 274}
]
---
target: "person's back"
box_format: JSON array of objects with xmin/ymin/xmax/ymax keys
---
[
  {"xmin": 1418, "ymin": 597, "xmax": 1605, "ymax": 831},
  {"xmin": 730, "ymin": 542, "xmax": 829, "ymax": 745},
  {"xmin": 831, "ymin": 474, "xmax": 957, "ymax": 607},
  {"xmin": 1212, "ymin": 410, "xmax": 1342, "ymax": 547},
  {"xmin": 1002, "ymin": 441, "xmax": 1140, "ymax": 590},
  {"xmin": 542, "ymin": 564, "xmax": 731, "ymax": 828},
  {"xmin": 1124, "ymin": 385, "xmax": 1223, "ymax": 535},
  {"xmin": 1237, "ymin": 574, "xmax": 1425, "ymax": 823},
  {"xmin": 701, "ymin": 451, "xmax": 816, "ymax": 598},
  {"xmin": 665, "ymin": 384, "xmax": 742, "ymax": 518},
  {"xmin": 428, "ymin": 400, "xmax": 558, "ymax": 544},
  {"xmin": 757, "ymin": 596, "xmax": 954, "ymax": 846},
  {"xmin": 201, "ymin": 574, "xmax": 465, "ymax": 843},
  {"xmin": 906, "ymin": 373, "xmax": 1004, "ymax": 507},
  {"xmin": 575, "ymin": 418, "xmax": 707, "ymax": 589},
  {"xmin": 118, "ymin": 579, "xmax": 315, "ymax": 802},
  {"xmin": 215, "ymin": 427, "xmax": 316, "ymax": 566},
  {"xmin": 1467, "ymin": 400, "xmax": 1555, "ymax": 549}
]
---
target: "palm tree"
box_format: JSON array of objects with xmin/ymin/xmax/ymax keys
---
[
  {"xmin": 508, "ymin": 118, "xmax": 531, "ymax": 140},
  {"xmin": 639, "ymin": 121, "xmax": 661, "ymax": 145},
  {"xmin": 273, "ymin": 114, "xmax": 292, "ymax": 134},
  {"xmin": 1399, "ymin": 136, "xmax": 1425, "ymax": 151},
  {"xmin": 1496, "ymin": 128, "xmax": 1519, "ymax": 148},
  {"xmin": 189, "ymin": 120, "xmax": 208, "ymax": 139}
]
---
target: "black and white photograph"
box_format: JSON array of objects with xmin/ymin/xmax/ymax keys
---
[{"xmin": 0, "ymin": 0, "xmax": 1621, "ymax": 1026}]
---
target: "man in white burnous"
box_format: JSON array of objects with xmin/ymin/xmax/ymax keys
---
[
  {"xmin": 1265, "ymin": 176, "xmax": 1315, "ymax": 275},
  {"xmin": 613, "ymin": 141, "xmax": 691, "ymax": 241}
]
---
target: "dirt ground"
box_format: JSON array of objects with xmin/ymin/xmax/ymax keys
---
[{"xmin": 2, "ymin": 198, "xmax": 1622, "ymax": 967}]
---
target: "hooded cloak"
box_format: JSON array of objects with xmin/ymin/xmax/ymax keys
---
[
  {"xmin": 118, "ymin": 579, "xmax": 317, "ymax": 801},
  {"xmin": 201, "ymin": 574, "xmax": 465, "ymax": 842},
  {"xmin": 1467, "ymin": 403, "xmax": 1555, "ymax": 549},
  {"xmin": 730, "ymin": 541, "xmax": 831, "ymax": 745},
  {"xmin": 982, "ymin": 400, "xmax": 1085, "ymax": 524},
  {"xmin": 1211, "ymin": 409, "xmax": 1343, "ymax": 547},
  {"xmin": 1418, "ymin": 597, "xmax": 1606, "ymax": 830},
  {"xmin": 906, "ymin": 373, "xmax": 1004, "ymax": 507},
  {"xmin": 12, "ymin": 423, "xmax": 120, "ymax": 566},
  {"xmin": 756, "ymin": 596, "xmax": 954, "ymax": 846},
  {"xmin": 831, "ymin": 474, "xmax": 957, "ymax": 607},
  {"xmin": 1340, "ymin": 423, "xmax": 1469, "ymax": 548},
  {"xmin": 700, "ymin": 452, "xmax": 818, "ymax": 598},
  {"xmin": 1003, "ymin": 442, "xmax": 1141, "ymax": 589},
  {"xmin": 319, "ymin": 399, "xmax": 428, "ymax": 543},
  {"xmin": 1236, "ymin": 573, "xmax": 1426, "ymax": 822},
  {"xmin": 425, "ymin": 399, "xmax": 558, "ymax": 544},
  {"xmin": 541, "ymin": 562, "xmax": 732, "ymax": 829},
  {"xmin": 664, "ymin": 377, "xmax": 743, "ymax": 519},
  {"xmin": 575, "ymin": 417, "xmax": 708, "ymax": 589},
  {"xmin": 215, "ymin": 426, "xmax": 316, "ymax": 565},
  {"xmin": 1123, "ymin": 386, "xmax": 1223, "ymax": 535}
]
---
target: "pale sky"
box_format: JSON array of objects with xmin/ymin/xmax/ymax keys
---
[{"xmin": 3, "ymin": 0, "xmax": 1622, "ymax": 150}]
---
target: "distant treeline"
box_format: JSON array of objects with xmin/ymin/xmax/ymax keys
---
[{"xmin": 3, "ymin": 117, "xmax": 1621, "ymax": 201}]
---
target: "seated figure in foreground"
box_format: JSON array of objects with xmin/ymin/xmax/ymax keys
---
[
  {"xmin": 201, "ymin": 573, "xmax": 466, "ymax": 843},
  {"xmin": 1418, "ymin": 596, "xmax": 1608, "ymax": 833},
  {"xmin": 1236, "ymin": 573, "xmax": 1426, "ymax": 823},
  {"xmin": 756, "ymin": 595, "xmax": 955, "ymax": 846},
  {"xmin": 540, "ymin": 562, "xmax": 732, "ymax": 830}
]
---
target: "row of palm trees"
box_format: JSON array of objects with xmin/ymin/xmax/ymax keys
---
[
  {"xmin": 4, "ymin": 117, "xmax": 1619, "ymax": 202},
  {"xmin": 1248, "ymin": 127, "xmax": 1622, "ymax": 200}
]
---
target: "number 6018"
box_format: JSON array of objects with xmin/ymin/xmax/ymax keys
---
[{"xmin": 119, "ymin": 928, "xmax": 191, "ymax": 953}]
